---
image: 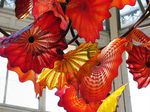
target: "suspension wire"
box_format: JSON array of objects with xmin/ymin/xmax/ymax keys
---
[{"xmin": 69, "ymin": 26, "xmax": 80, "ymax": 45}]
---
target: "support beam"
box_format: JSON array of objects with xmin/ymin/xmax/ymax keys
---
[
  {"xmin": 137, "ymin": 0, "xmax": 145, "ymax": 13},
  {"xmin": 38, "ymin": 89, "xmax": 46, "ymax": 112},
  {"xmin": 0, "ymin": 0, "xmax": 5, "ymax": 7},
  {"xmin": 3, "ymin": 70, "xmax": 9, "ymax": 104}
]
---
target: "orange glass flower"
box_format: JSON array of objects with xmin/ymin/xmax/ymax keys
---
[
  {"xmin": 58, "ymin": 85, "xmax": 100, "ymax": 112},
  {"xmin": 66, "ymin": 0, "xmax": 111, "ymax": 42},
  {"xmin": 79, "ymin": 38, "xmax": 127, "ymax": 102},
  {"xmin": 37, "ymin": 43, "xmax": 98, "ymax": 89},
  {"xmin": 127, "ymin": 29, "xmax": 150, "ymax": 43},
  {"xmin": 76, "ymin": 53, "xmax": 100, "ymax": 81},
  {"xmin": 126, "ymin": 28, "xmax": 150, "ymax": 50},
  {"xmin": 111, "ymin": 0, "xmax": 136, "ymax": 9},
  {"xmin": 0, "ymin": 11, "xmax": 67, "ymax": 73},
  {"xmin": 127, "ymin": 45, "xmax": 150, "ymax": 88}
]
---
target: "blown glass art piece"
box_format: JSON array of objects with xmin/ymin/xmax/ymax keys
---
[{"xmin": 0, "ymin": 0, "xmax": 149, "ymax": 111}]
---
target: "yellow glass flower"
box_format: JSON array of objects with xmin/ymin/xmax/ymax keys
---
[{"xmin": 37, "ymin": 43, "xmax": 98, "ymax": 89}]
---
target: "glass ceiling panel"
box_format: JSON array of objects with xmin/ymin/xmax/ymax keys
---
[
  {"xmin": 128, "ymin": 70, "xmax": 150, "ymax": 112},
  {"xmin": 46, "ymin": 89, "xmax": 66, "ymax": 112},
  {"xmin": 5, "ymin": 71, "xmax": 39, "ymax": 109},
  {"xmin": 120, "ymin": 0, "xmax": 148, "ymax": 28},
  {"xmin": 4, "ymin": 0, "xmax": 15, "ymax": 9},
  {"xmin": 0, "ymin": 57, "xmax": 7, "ymax": 103}
]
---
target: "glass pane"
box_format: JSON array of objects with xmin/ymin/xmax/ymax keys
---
[
  {"xmin": 5, "ymin": 71, "xmax": 39, "ymax": 109},
  {"xmin": 126, "ymin": 52, "xmax": 150, "ymax": 112},
  {"xmin": 128, "ymin": 71, "xmax": 150, "ymax": 112},
  {"xmin": 4, "ymin": 0, "xmax": 15, "ymax": 9},
  {"xmin": 0, "ymin": 57, "xmax": 8, "ymax": 103},
  {"xmin": 0, "ymin": 33, "xmax": 7, "ymax": 103},
  {"xmin": 46, "ymin": 89, "xmax": 66, "ymax": 112},
  {"xmin": 120, "ymin": 0, "xmax": 147, "ymax": 28}
]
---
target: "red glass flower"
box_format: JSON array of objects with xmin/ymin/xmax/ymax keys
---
[
  {"xmin": 32, "ymin": 0, "xmax": 63, "ymax": 18},
  {"xmin": 15, "ymin": 0, "xmax": 68, "ymax": 30},
  {"xmin": 76, "ymin": 53, "xmax": 100, "ymax": 81},
  {"xmin": 15, "ymin": 0, "xmax": 32, "ymax": 19},
  {"xmin": 126, "ymin": 28, "xmax": 150, "ymax": 50},
  {"xmin": 127, "ymin": 45, "xmax": 150, "ymax": 88},
  {"xmin": 58, "ymin": 85, "xmax": 100, "ymax": 112},
  {"xmin": 32, "ymin": 0, "xmax": 52, "ymax": 19},
  {"xmin": 0, "ymin": 11, "xmax": 67, "ymax": 73},
  {"xmin": 80, "ymin": 38, "xmax": 127, "ymax": 102},
  {"xmin": 32, "ymin": 0, "xmax": 68, "ymax": 30},
  {"xmin": 66, "ymin": 0, "xmax": 111, "ymax": 42},
  {"xmin": 111, "ymin": 0, "xmax": 136, "ymax": 9}
]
